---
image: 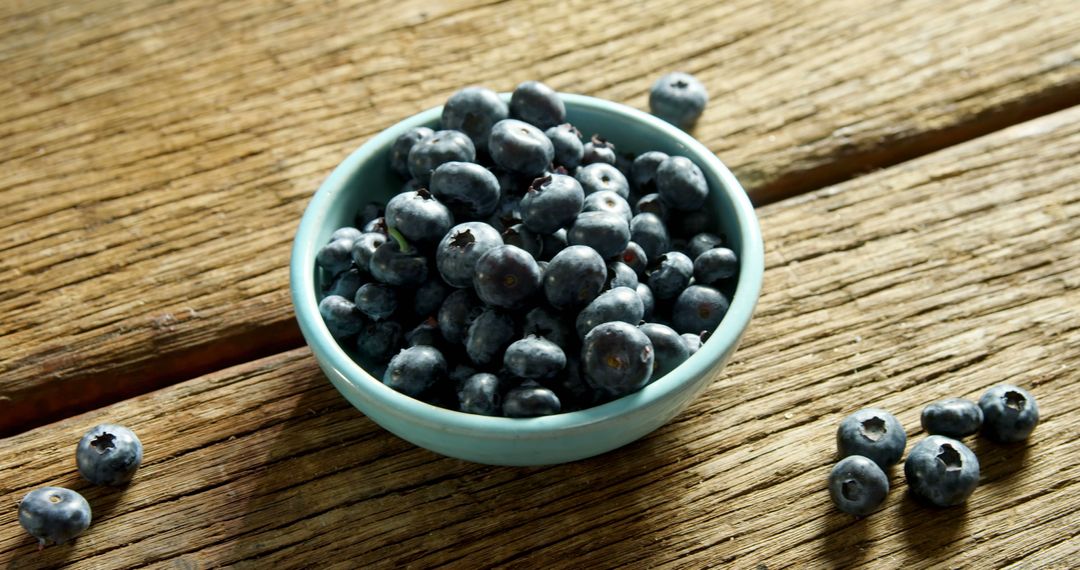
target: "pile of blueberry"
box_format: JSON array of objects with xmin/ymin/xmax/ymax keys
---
[
  {"xmin": 316, "ymin": 78, "xmax": 738, "ymax": 417},
  {"xmin": 18, "ymin": 424, "xmax": 143, "ymax": 548},
  {"xmin": 828, "ymin": 384, "xmax": 1040, "ymax": 516}
]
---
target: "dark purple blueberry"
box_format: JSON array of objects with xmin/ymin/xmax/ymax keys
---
[
  {"xmin": 18, "ymin": 487, "xmax": 91, "ymax": 547},
  {"xmin": 504, "ymin": 336, "xmax": 567, "ymax": 380},
  {"xmin": 635, "ymin": 193, "xmax": 668, "ymax": 220},
  {"xmin": 829, "ymin": 455, "xmax": 889, "ymax": 516},
  {"xmin": 436, "ymin": 222, "xmax": 504, "ymax": 288},
  {"xmin": 582, "ymin": 321, "xmax": 655, "ymax": 398},
  {"xmin": 605, "ymin": 261, "xmax": 639, "ymax": 290},
  {"xmin": 357, "ymin": 320, "xmax": 403, "ymax": 363},
  {"xmin": 638, "ymin": 322, "xmax": 690, "ymax": 380},
  {"xmin": 568, "ymin": 210, "xmax": 631, "ymax": 260},
  {"xmin": 575, "ymin": 286, "xmax": 645, "ymax": 340},
  {"xmin": 672, "ymin": 284, "xmax": 729, "ymax": 334},
  {"xmin": 649, "ymin": 72, "xmax": 708, "ymax": 129},
  {"xmin": 620, "ymin": 242, "xmax": 648, "ymax": 277},
  {"xmin": 438, "ymin": 289, "xmax": 483, "ymax": 344},
  {"xmin": 523, "ymin": 306, "xmax": 573, "ymax": 348},
  {"xmin": 330, "ymin": 227, "xmax": 363, "ymax": 243},
  {"xmin": 543, "ymin": 245, "xmax": 607, "ymax": 310},
  {"xmin": 979, "ymin": 384, "xmax": 1039, "ymax": 442},
  {"xmin": 837, "ymin": 408, "xmax": 907, "ymax": 470},
  {"xmin": 353, "ymin": 283, "xmax": 397, "ymax": 321},
  {"xmin": 545, "ymin": 123, "xmax": 584, "ymax": 169},
  {"xmin": 575, "ymin": 162, "xmax": 630, "ymax": 199},
  {"xmin": 408, "ymin": 130, "xmax": 476, "ymax": 184},
  {"xmin": 369, "ymin": 238, "xmax": 428, "ymax": 287},
  {"xmin": 631, "ymin": 151, "xmax": 669, "ymax": 193},
  {"xmin": 629, "ymin": 212, "xmax": 671, "ymax": 262},
  {"xmin": 351, "ymin": 232, "xmax": 387, "ymax": 271},
  {"xmin": 582, "ymin": 190, "xmax": 633, "ymax": 224},
  {"xmin": 404, "ymin": 317, "xmax": 441, "ymax": 348},
  {"xmin": 637, "ymin": 283, "xmax": 656, "ymax": 321},
  {"xmin": 458, "ymin": 373, "xmax": 502, "ymax": 416},
  {"xmin": 539, "ymin": 228, "xmax": 568, "ymax": 261},
  {"xmin": 921, "ymin": 398, "xmax": 984, "ymax": 439},
  {"xmin": 316, "ymin": 237, "xmax": 356, "ymax": 276},
  {"xmin": 656, "ymin": 156, "xmax": 708, "ymax": 211},
  {"xmin": 385, "ymin": 189, "xmax": 454, "ymax": 245},
  {"xmin": 581, "ymin": 134, "xmax": 616, "ymax": 165},
  {"xmin": 646, "ymin": 251, "xmax": 693, "ymax": 300},
  {"xmin": 413, "ymin": 278, "xmax": 450, "ymax": 318},
  {"xmin": 509, "ymin": 80, "xmax": 566, "ymax": 130},
  {"xmin": 383, "ymin": 345, "xmax": 447, "ymax": 398},
  {"xmin": 319, "ymin": 295, "xmax": 366, "ymax": 339},
  {"xmin": 520, "ymin": 174, "xmax": 585, "ymax": 234},
  {"xmin": 391, "ymin": 126, "xmax": 435, "ymax": 178},
  {"xmin": 489, "ymin": 119, "xmax": 555, "ymax": 177},
  {"xmin": 503, "ymin": 382, "xmax": 562, "ymax": 417},
  {"xmin": 473, "ymin": 244, "xmax": 542, "ymax": 309},
  {"xmin": 693, "ymin": 247, "xmax": 739, "ymax": 285},
  {"xmin": 76, "ymin": 424, "xmax": 142, "ymax": 486},
  {"xmin": 465, "ymin": 308, "xmax": 517, "ymax": 366},
  {"xmin": 687, "ymin": 232, "xmax": 726, "ymax": 259},
  {"xmin": 440, "ymin": 86, "xmax": 508, "ymax": 151},
  {"xmin": 905, "ymin": 436, "xmax": 979, "ymax": 507},
  {"xmin": 324, "ymin": 266, "xmax": 365, "ymax": 299},
  {"xmin": 429, "ymin": 161, "xmax": 502, "ymax": 220},
  {"xmin": 681, "ymin": 332, "xmax": 702, "ymax": 355}
]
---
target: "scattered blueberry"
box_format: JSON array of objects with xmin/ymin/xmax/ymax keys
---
[
  {"xmin": 829, "ymin": 455, "xmax": 889, "ymax": 516},
  {"xmin": 384, "ymin": 345, "xmax": 448, "ymax": 398},
  {"xmin": 575, "ymin": 162, "xmax": 630, "ymax": 199},
  {"xmin": 18, "ymin": 487, "xmax": 92, "ymax": 547},
  {"xmin": 582, "ymin": 321, "xmax": 655, "ymax": 398},
  {"xmin": 76, "ymin": 424, "xmax": 142, "ymax": 486},
  {"xmin": 489, "ymin": 119, "xmax": 555, "ymax": 177},
  {"xmin": 503, "ymin": 382, "xmax": 562, "ymax": 417},
  {"xmin": 837, "ymin": 408, "xmax": 907, "ymax": 470},
  {"xmin": 905, "ymin": 435, "xmax": 980, "ymax": 507},
  {"xmin": 441, "ymin": 86, "xmax": 508, "ymax": 151},
  {"xmin": 921, "ymin": 398, "xmax": 983, "ymax": 439},
  {"xmin": 979, "ymin": 384, "xmax": 1039, "ymax": 443},
  {"xmin": 649, "ymin": 72, "xmax": 708, "ymax": 129},
  {"xmin": 408, "ymin": 129, "xmax": 476, "ymax": 184},
  {"xmin": 509, "ymin": 80, "xmax": 566, "ymax": 130}
]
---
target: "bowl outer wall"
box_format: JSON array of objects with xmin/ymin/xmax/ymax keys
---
[{"xmin": 290, "ymin": 93, "xmax": 764, "ymax": 466}]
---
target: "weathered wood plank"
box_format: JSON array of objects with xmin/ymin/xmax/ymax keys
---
[
  {"xmin": 1, "ymin": 106, "xmax": 1077, "ymax": 569},
  {"xmin": 2, "ymin": 0, "xmax": 1078, "ymax": 435}
]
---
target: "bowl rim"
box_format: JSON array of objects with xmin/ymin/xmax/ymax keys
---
[{"xmin": 290, "ymin": 92, "xmax": 764, "ymax": 439}]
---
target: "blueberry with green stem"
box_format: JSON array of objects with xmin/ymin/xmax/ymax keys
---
[
  {"xmin": 369, "ymin": 228, "xmax": 428, "ymax": 287},
  {"xmin": 18, "ymin": 487, "xmax": 92, "ymax": 548},
  {"xmin": 76, "ymin": 423, "xmax": 142, "ymax": 486},
  {"xmin": 837, "ymin": 408, "xmax": 907, "ymax": 470}
]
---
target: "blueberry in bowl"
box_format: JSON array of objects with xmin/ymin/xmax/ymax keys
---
[{"xmin": 290, "ymin": 86, "xmax": 764, "ymax": 465}]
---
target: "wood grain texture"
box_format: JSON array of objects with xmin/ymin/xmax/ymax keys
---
[
  {"xmin": 2, "ymin": 1, "xmax": 1078, "ymax": 434},
  {"xmin": 2, "ymin": 106, "xmax": 1078, "ymax": 569}
]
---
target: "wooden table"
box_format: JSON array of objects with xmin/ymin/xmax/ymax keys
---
[{"xmin": 2, "ymin": 1, "xmax": 1078, "ymax": 567}]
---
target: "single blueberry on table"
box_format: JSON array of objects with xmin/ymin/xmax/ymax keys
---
[
  {"xmin": 646, "ymin": 251, "xmax": 693, "ymax": 300},
  {"xmin": 369, "ymin": 237, "xmax": 428, "ymax": 287},
  {"xmin": 509, "ymin": 80, "xmax": 566, "ymax": 130},
  {"xmin": 637, "ymin": 282, "xmax": 656, "ymax": 321},
  {"xmin": 828, "ymin": 455, "xmax": 889, "ymax": 516},
  {"xmin": 76, "ymin": 423, "xmax": 142, "ymax": 486},
  {"xmin": 687, "ymin": 232, "xmax": 726, "ymax": 260},
  {"xmin": 503, "ymin": 382, "xmax": 562, "ymax": 418},
  {"xmin": 582, "ymin": 321, "xmax": 655, "ymax": 399},
  {"xmin": 630, "ymin": 212, "xmax": 671, "ymax": 262},
  {"xmin": 18, "ymin": 487, "xmax": 92, "ymax": 547},
  {"xmin": 656, "ymin": 155, "xmax": 709, "ymax": 211},
  {"xmin": 635, "ymin": 193, "xmax": 668, "ymax": 221},
  {"xmin": 620, "ymin": 242, "xmax": 649, "ymax": 277},
  {"xmin": 350, "ymin": 231, "xmax": 387, "ymax": 272},
  {"xmin": 581, "ymin": 134, "xmax": 616, "ymax": 165},
  {"xmin": 458, "ymin": 373, "xmax": 502, "ymax": 416},
  {"xmin": 465, "ymin": 308, "xmax": 517, "ymax": 366},
  {"xmin": 357, "ymin": 320, "xmax": 404, "ymax": 363},
  {"xmin": 354, "ymin": 283, "xmax": 397, "ymax": 321},
  {"xmin": 639, "ymin": 322, "xmax": 690, "ymax": 380},
  {"xmin": 440, "ymin": 86, "xmax": 508, "ymax": 151},
  {"xmin": 473, "ymin": 244, "xmax": 543, "ymax": 309},
  {"xmin": 436, "ymin": 222, "xmax": 504, "ymax": 289},
  {"xmin": 583, "ymin": 190, "xmax": 633, "ymax": 224},
  {"xmin": 631, "ymin": 151, "xmax": 670, "ymax": 193},
  {"xmin": 543, "ymin": 244, "xmax": 607, "ymax": 310},
  {"xmin": 672, "ymin": 284, "xmax": 729, "ymax": 334},
  {"xmin": 836, "ymin": 407, "xmax": 907, "ymax": 470},
  {"xmin": 921, "ymin": 398, "xmax": 983, "ymax": 439},
  {"xmin": 905, "ymin": 435, "xmax": 980, "ymax": 507},
  {"xmin": 978, "ymin": 384, "xmax": 1039, "ymax": 443},
  {"xmin": 520, "ymin": 174, "xmax": 585, "ymax": 234},
  {"xmin": 568, "ymin": 210, "xmax": 631, "ymax": 260},
  {"xmin": 545, "ymin": 123, "xmax": 584, "ymax": 169},
  {"xmin": 575, "ymin": 162, "xmax": 630, "ymax": 199},
  {"xmin": 319, "ymin": 295, "xmax": 366, "ymax": 339},
  {"xmin": 605, "ymin": 261, "xmax": 639, "ymax": 291},
  {"xmin": 489, "ymin": 118, "xmax": 555, "ymax": 177},
  {"xmin": 504, "ymin": 336, "xmax": 567, "ymax": 380},
  {"xmin": 649, "ymin": 72, "xmax": 708, "ymax": 129},
  {"xmin": 408, "ymin": 129, "xmax": 476, "ymax": 185},
  {"xmin": 384, "ymin": 189, "xmax": 454, "ymax": 245},
  {"xmin": 391, "ymin": 126, "xmax": 435, "ymax": 178},
  {"xmin": 383, "ymin": 345, "xmax": 448, "ymax": 398},
  {"xmin": 437, "ymin": 288, "xmax": 483, "ymax": 344},
  {"xmin": 575, "ymin": 286, "xmax": 645, "ymax": 340},
  {"xmin": 693, "ymin": 247, "xmax": 739, "ymax": 285}
]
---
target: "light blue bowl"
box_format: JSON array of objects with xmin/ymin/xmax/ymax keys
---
[{"xmin": 290, "ymin": 93, "xmax": 764, "ymax": 466}]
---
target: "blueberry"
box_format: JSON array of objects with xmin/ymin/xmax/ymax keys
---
[
  {"xmin": 520, "ymin": 174, "xmax": 585, "ymax": 234},
  {"xmin": 638, "ymin": 323, "xmax": 690, "ymax": 380},
  {"xmin": 575, "ymin": 163, "xmax": 630, "ymax": 199},
  {"xmin": 490, "ymin": 166, "xmax": 530, "ymax": 197},
  {"xmin": 385, "ymin": 189, "xmax": 454, "ymax": 245},
  {"xmin": 354, "ymin": 283, "xmax": 397, "ymax": 321},
  {"xmin": 582, "ymin": 321, "xmax": 655, "ymax": 398},
  {"xmin": 630, "ymin": 213, "xmax": 671, "ymax": 262},
  {"xmin": 440, "ymin": 86, "xmax": 508, "ymax": 151},
  {"xmin": 458, "ymin": 373, "xmax": 502, "ymax": 416},
  {"xmin": 465, "ymin": 308, "xmax": 517, "ymax": 366},
  {"xmin": 330, "ymin": 227, "xmax": 363, "ymax": 243},
  {"xmin": 656, "ymin": 156, "xmax": 708, "ymax": 211},
  {"xmin": 503, "ymin": 382, "xmax": 562, "ymax": 417},
  {"xmin": 404, "ymin": 317, "xmax": 440, "ymax": 348},
  {"xmin": 436, "ymin": 222, "xmax": 504, "ymax": 288},
  {"xmin": 543, "ymin": 244, "xmax": 607, "ymax": 310},
  {"xmin": 921, "ymin": 398, "xmax": 984, "ymax": 439},
  {"xmin": 500, "ymin": 222, "xmax": 544, "ymax": 259},
  {"xmin": 605, "ymin": 261, "xmax": 639, "ymax": 291},
  {"xmin": 631, "ymin": 151, "xmax": 669, "ymax": 193},
  {"xmin": 509, "ymin": 80, "xmax": 566, "ymax": 130},
  {"xmin": 568, "ymin": 210, "xmax": 631, "ymax": 260},
  {"xmin": 828, "ymin": 455, "xmax": 889, "ymax": 516},
  {"xmin": 412, "ymin": 278, "xmax": 450, "ymax": 318},
  {"xmin": 635, "ymin": 193, "xmax": 668, "ymax": 220},
  {"xmin": 582, "ymin": 190, "xmax": 633, "ymax": 224},
  {"xmin": 408, "ymin": 130, "xmax": 476, "ymax": 184},
  {"xmin": 905, "ymin": 435, "xmax": 980, "ymax": 507},
  {"xmin": 504, "ymin": 336, "xmax": 567, "ymax": 380},
  {"xmin": 693, "ymin": 247, "xmax": 739, "ymax": 285},
  {"xmin": 978, "ymin": 384, "xmax": 1039, "ymax": 443},
  {"xmin": 539, "ymin": 228, "xmax": 568, "ymax": 261},
  {"xmin": 350, "ymin": 231, "xmax": 387, "ymax": 271},
  {"xmin": 681, "ymin": 332, "xmax": 702, "ymax": 355},
  {"xmin": 687, "ymin": 232, "xmax": 726, "ymax": 260},
  {"xmin": 637, "ymin": 282, "xmax": 656, "ymax": 321},
  {"xmin": 362, "ymin": 215, "xmax": 388, "ymax": 235},
  {"xmin": 581, "ymin": 134, "xmax": 616, "ymax": 165},
  {"xmin": 324, "ymin": 266, "xmax": 365, "ymax": 300},
  {"xmin": 619, "ymin": 242, "xmax": 649, "ymax": 277},
  {"xmin": 76, "ymin": 424, "xmax": 142, "ymax": 486},
  {"xmin": 391, "ymin": 126, "xmax": 435, "ymax": 178},
  {"xmin": 473, "ymin": 244, "xmax": 542, "ymax": 309},
  {"xmin": 545, "ymin": 123, "xmax": 584, "ymax": 169},
  {"xmin": 646, "ymin": 251, "xmax": 693, "ymax": 300},
  {"xmin": 523, "ymin": 306, "xmax": 573, "ymax": 348},
  {"xmin": 357, "ymin": 320, "xmax": 404, "ymax": 363},
  {"xmin": 319, "ymin": 295, "xmax": 366, "ymax": 339},
  {"xmin": 575, "ymin": 286, "xmax": 645, "ymax": 340},
  {"xmin": 18, "ymin": 487, "xmax": 92, "ymax": 547},
  {"xmin": 438, "ymin": 288, "xmax": 482, "ymax": 344},
  {"xmin": 649, "ymin": 72, "xmax": 708, "ymax": 129},
  {"xmin": 384, "ymin": 345, "xmax": 447, "ymax": 398},
  {"xmin": 837, "ymin": 408, "xmax": 907, "ymax": 470},
  {"xmin": 429, "ymin": 161, "xmax": 502, "ymax": 220},
  {"xmin": 369, "ymin": 237, "xmax": 428, "ymax": 287},
  {"xmin": 316, "ymin": 237, "xmax": 356, "ymax": 276},
  {"xmin": 672, "ymin": 284, "xmax": 729, "ymax": 334},
  {"xmin": 489, "ymin": 119, "xmax": 555, "ymax": 177}
]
